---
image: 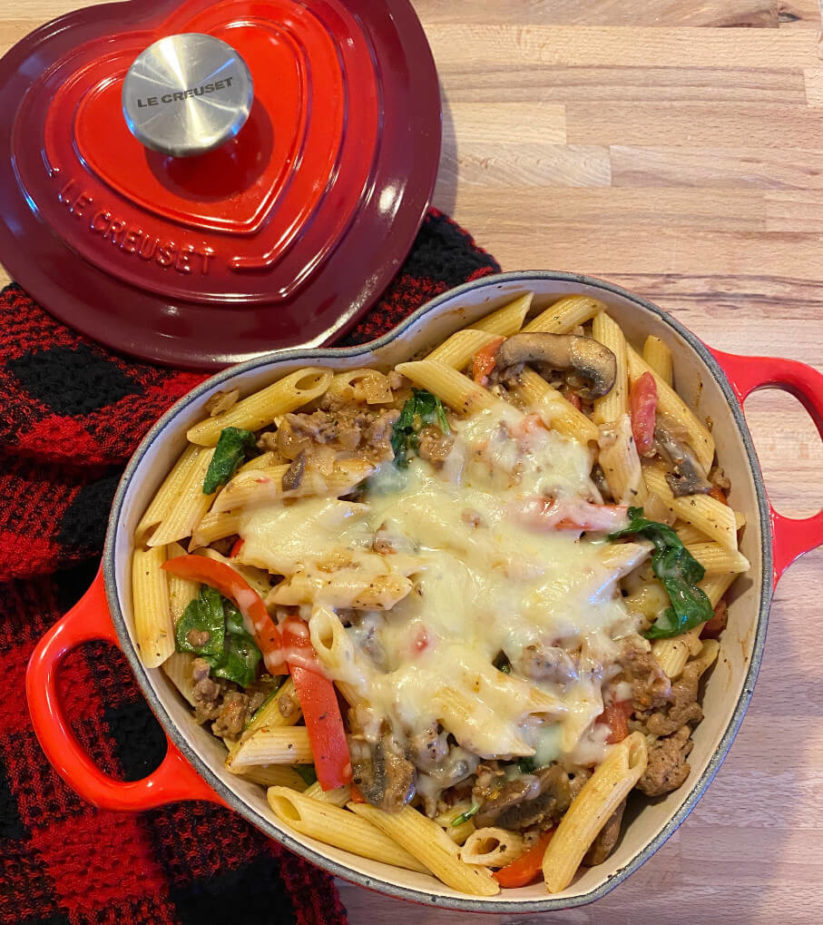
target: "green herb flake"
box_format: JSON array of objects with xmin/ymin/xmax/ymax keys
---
[
  {"xmin": 391, "ymin": 389, "xmax": 450, "ymax": 469},
  {"xmin": 174, "ymin": 586, "xmax": 262, "ymax": 687},
  {"xmin": 609, "ymin": 506, "xmax": 713, "ymax": 640},
  {"xmin": 451, "ymin": 804, "xmax": 480, "ymax": 827},
  {"xmin": 203, "ymin": 427, "xmax": 257, "ymax": 494}
]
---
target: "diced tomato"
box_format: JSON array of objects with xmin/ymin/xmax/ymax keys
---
[
  {"xmin": 708, "ymin": 484, "xmax": 727, "ymax": 505},
  {"xmin": 472, "ymin": 337, "xmax": 504, "ymax": 385},
  {"xmin": 282, "ymin": 619, "xmax": 353, "ymax": 791},
  {"xmin": 349, "ymin": 782, "xmax": 366, "ymax": 803},
  {"xmin": 162, "ymin": 555, "xmax": 285, "ymax": 674},
  {"xmin": 493, "ymin": 830, "xmax": 554, "ymax": 888},
  {"xmin": 229, "ymin": 537, "xmax": 245, "ymax": 558},
  {"xmin": 701, "ymin": 599, "xmax": 728, "ymax": 639},
  {"xmin": 562, "ymin": 388, "xmax": 583, "ymax": 411},
  {"xmin": 598, "ymin": 699, "xmax": 633, "ymax": 744},
  {"xmin": 630, "ymin": 372, "xmax": 658, "ymax": 457},
  {"xmin": 412, "ymin": 625, "xmax": 430, "ymax": 654}
]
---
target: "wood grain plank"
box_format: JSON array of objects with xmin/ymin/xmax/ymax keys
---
[
  {"xmin": 444, "ymin": 204, "xmax": 823, "ymax": 279},
  {"xmin": 567, "ymin": 102, "xmax": 823, "ymax": 148},
  {"xmin": 415, "ymin": 0, "xmax": 782, "ymax": 28},
  {"xmin": 765, "ymin": 189, "xmax": 823, "ymax": 230},
  {"xmin": 425, "ymin": 24, "xmax": 819, "ymax": 70},
  {"xmin": 804, "ymin": 67, "xmax": 823, "ymax": 104},
  {"xmin": 442, "ymin": 101, "xmax": 566, "ymax": 144},
  {"xmin": 442, "ymin": 187, "xmax": 766, "ymax": 229},
  {"xmin": 610, "ymin": 146, "xmax": 823, "ymax": 189},
  {"xmin": 440, "ymin": 66, "xmax": 806, "ymax": 105},
  {"xmin": 433, "ymin": 145, "xmax": 612, "ymax": 201}
]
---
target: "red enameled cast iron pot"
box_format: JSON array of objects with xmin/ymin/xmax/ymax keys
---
[{"xmin": 26, "ymin": 273, "xmax": 823, "ymax": 912}]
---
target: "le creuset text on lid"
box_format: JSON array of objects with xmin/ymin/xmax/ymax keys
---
[{"xmin": 0, "ymin": 0, "xmax": 441, "ymax": 368}]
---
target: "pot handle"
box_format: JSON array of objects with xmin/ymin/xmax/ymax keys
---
[
  {"xmin": 26, "ymin": 569, "xmax": 224, "ymax": 810},
  {"xmin": 710, "ymin": 348, "xmax": 823, "ymax": 583}
]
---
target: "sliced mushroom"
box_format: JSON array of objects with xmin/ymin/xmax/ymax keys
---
[
  {"xmin": 281, "ymin": 451, "xmax": 306, "ymax": 492},
  {"xmin": 496, "ymin": 333, "xmax": 617, "ymax": 399},
  {"xmin": 473, "ymin": 764, "xmax": 572, "ymax": 830},
  {"xmin": 350, "ymin": 731, "xmax": 416, "ymax": 812},
  {"xmin": 655, "ymin": 423, "xmax": 712, "ymax": 497}
]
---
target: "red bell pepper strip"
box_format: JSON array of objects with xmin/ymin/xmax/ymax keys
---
[
  {"xmin": 161, "ymin": 555, "xmax": 286, "ymax": 675},
  {"xmin": 282, "ymin": 618, "xmax": 353, "ymax": 791},
  {"xmin": 630, "ymin": 371, "xmax": 658, "ymax": 458},
  {"xmin": 493, "ymin": 830, "xmax": 554, "ymax": 888},
  {"xmin": 472, "ymin": 337, "xmax": 504, "ymax": 385},
  {"xmin": 228, "ymin": 537, "xmax": 245, "ymax": 558},
  {"xmin": 598, "ymin": 699, "xmax": 633, "ymax": 744}
]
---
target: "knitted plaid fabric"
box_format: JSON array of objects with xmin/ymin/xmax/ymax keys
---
[{"xmin": 0, "ymin": 208, "xmax": 499, "ymax": 925}]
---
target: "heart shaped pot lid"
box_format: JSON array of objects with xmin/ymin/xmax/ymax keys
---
[{"xmin": 0, "ymin": 0, "xmax": 441, "ymax": 368}]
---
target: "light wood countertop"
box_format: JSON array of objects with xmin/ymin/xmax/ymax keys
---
[{"xmin": 2, "ymin": 1, "xmax": 822, "ymax": 922}]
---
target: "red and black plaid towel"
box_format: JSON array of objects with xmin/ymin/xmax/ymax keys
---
[{"xmin": 0, "ymin": 210, "xmax": 499, "ymax": 925}]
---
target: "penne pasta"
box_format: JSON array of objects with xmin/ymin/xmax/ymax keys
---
[
  {"xmin": 460, "ymin": 828, "xmax": 525, "ymax": 867},
  {"xmin": 511, "ymin": 366, "xmax": 599, "ymax": 445},
  {"xmin": 327, "ymin": 369, "xmax": 394, "ymax": 405},
  {"xmin": 131, "ymin": 545, "xmax": 174, "ymax": 668},
  {"xmin": 238, "ymin": 765, "xmax": 308, "ymax": 790},
  {"xmin": 522, "ymin": 294, "xmax": 605, "ymax": 334},
  {"xmin": 161, "ymin": 651, "xmax": 196, "ymax": 705},
  {"xmin": 211, "ymin": 460, "xmax": 373, "ymax": 513},
  {"xmin": 627, "ymin": 347, "xmax": 715, "ymax": 474},
  {"xmin": 145, "ymin": 447, "xmax": 216, "ymax": 547},
  {"xmin": 597, "ymin": 415, "xmax": 647, "ymax": 505},
  {"xmin": 426, "ymin": 329, "xmax": 502, "ymax": 370},
  {"xmin": 591, "ymin": 311, "xmax": 629, "ymax": 425},
  {"xmin": 652, "ymin": 627, "xmax": 704, "ymax": 680},
  {"xmin": 226, "ymin": 727, "xmax": 314, "ymax": 770},
  {"xmin": 269, "ymin": 788, "xmax": 428, "ymax": 873},
  {"xmin": 302, "ymin": 781, "xmax": 352, "ymax": 807},
  {"xmin": 469, "ymin": 292, "xmax": 533, "ymax": 336},
  {"xmin": 395, "ymin": 360, "xmax": 497, "ymax": 414},
  {"xmin": 136, "ymin": 444, "xmax": 204, "ymax": 543},
  {"xmin": 686, "ymin": 542, "xmax": 751, "ymax": 576},
  {"xmin": 642, "ymin": 335, "xmax": 673, "ymax": 386},
  {"xmin": 348, "ymin": 803, "xmax": 500, "ymax": 895},
  {"xmin": 187, "ymin": 368, "xmax": 334, "ymax": 445},
  {"xmin": 542, "ymin": 733, "xmax": 648, "ymax": 893},
  {"xmin": 643, "ymin": 466, "xmax": 739, "ymax": 550}
]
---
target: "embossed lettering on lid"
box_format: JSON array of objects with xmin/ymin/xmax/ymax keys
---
[
  {"xmin": 0, "ymin": 0, "xmax": 441, "ymax": 368},
  {"xmin": 122, "ymin": 33, "xmax": 254, "ymax": 158}
]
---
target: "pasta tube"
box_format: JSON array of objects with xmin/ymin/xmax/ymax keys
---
[{"xmin": 542, "ymin": 733, "xmax": 647, "ymax": 892}]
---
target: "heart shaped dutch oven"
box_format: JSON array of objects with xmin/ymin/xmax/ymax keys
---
[
  {"xmin": 0, "ymin": 0, "xmax": 440, "ymax": 367},
  {"xmin": 26, "ymin": 273, "xmax": 823, "ymax": 912}
]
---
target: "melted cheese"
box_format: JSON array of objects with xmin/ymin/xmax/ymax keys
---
[{"xmin": 240, "ymin": 405, "xmax": 643, "ymax": 766}]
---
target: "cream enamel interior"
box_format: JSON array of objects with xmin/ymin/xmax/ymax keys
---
[{"xmin": 109, "ymin": 276, "xmax": 764, "ymax": 908}]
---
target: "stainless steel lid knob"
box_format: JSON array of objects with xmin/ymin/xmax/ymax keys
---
[{"xmin": 122, "ymin": 33, "xmax": 254, "ymax": 158}]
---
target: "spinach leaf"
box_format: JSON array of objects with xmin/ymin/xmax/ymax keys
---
[
  {"xmin": 174, "ymin": 585, "xmax": 262, "ymax": 687},
  {"xmin": 391, "ymin": 389, "xmax": 450, "ymax": 468},
  {"xmin": 295, "ymin": 765, "xmax": 318, "ymax": 787},
  {"xmin": 175, "ymin": 586, "xmax": 225, "ymax": 657},
  {"xmin": 609, "ymin": 507, "xmax": 713, "ymax": 639},
  {"xmin": 203, "ymin": 427, "xmax": 257, "ymax": 494},
  {"xmin": 209, "ymin": 631, "xmax": 261, "ymax": 688}
]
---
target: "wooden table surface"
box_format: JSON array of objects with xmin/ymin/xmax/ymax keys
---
[{"xmin": 2, "ymin": 1, "xmax": 823, "ymax": 922}]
